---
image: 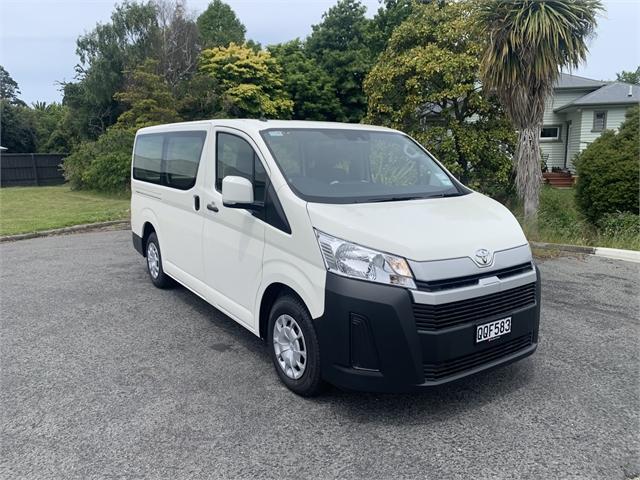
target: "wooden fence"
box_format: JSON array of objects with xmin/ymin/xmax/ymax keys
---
[{"xmin": 0, "ymin": 153, "xmax": 67, "ymax": 187}]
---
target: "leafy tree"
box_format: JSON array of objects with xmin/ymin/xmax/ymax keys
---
[
  {"xmin": 575, "ymin": 105, "xmax": 639, "ymax": 223},
  {"xmin": 0, "ymin": 101, "xmax": 36, "ymax": 152},
  {"xmin": 114, "ymin": 59, "xmax": 181, "ymax": 128},
  {"xmin": 367, "ymin": 0, "xmax": 416, "ymax": 58},
  {"xmin": 0, "ymin": 68, "xmax": 37, "ymax": 152},
  {"xmin": 196, "ymin": 0, "xmax": 246, "ymax": 48},
  {"xmin": 176, "ymin": 73, "xmax": 222, "ymax": 120},
  {"xmin": 268, "ymin": 40, "xmax": 341, "ymax": 120},
  {"xmin": 306, "ymin": 0, "xmax": 373, "ymax": 122},
  {"xmin": 478, "ymin": 0, "xmax": 602, "ymax": 219},
  {"xmin": 0, "ymin": 66, "xmax": 23, "ymax": 105},
  {"xmin": 364, "ymin": 1, "xmax": 516, "ymax": 199},
  {"xmin": 616, "ymin": 66, "xmax": 640, "ymax": 85},
  {"xmin": 199, "ymin": 43, "xmax": 293, "ymax": 118},
  {"xmin": 62, "ymin": 1, "xmax": 160, "ymax": 140},
  {"xmin": 31, "ymin": 102, "xmax": 69, "ymax": 152}
]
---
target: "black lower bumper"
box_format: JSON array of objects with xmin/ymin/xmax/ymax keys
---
[{"xmin": 315, "ymin": 268, "xmax": 541, "ymax": 392}]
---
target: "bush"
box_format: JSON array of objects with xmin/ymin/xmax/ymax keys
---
[
  {"xmin": 63, "ymin": 127, "xmax": 135, "ymax": 192},
  {"xmin": 575, "ymin": 106, "xmax": 640, "ymax": 224},
  {"xmin": 596, "ymin": 212, "xmax": 640, "ymax": 238}
]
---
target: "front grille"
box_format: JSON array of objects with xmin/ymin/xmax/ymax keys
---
[
  {"xmin": 422, "ymin": 333, "xmax": 533, "ymax": 381},
  {"xmin": 413, "ymin": 282, "xmax": 536, "ymax": 331},
  {"xmin": 415, "ymin": 262, "xmax": 533, "ymax": 292}
]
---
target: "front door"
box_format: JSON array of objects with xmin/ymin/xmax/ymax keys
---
[{"xmin": 202, "ymin": 129, "xmax": 267, "ymax": 330}]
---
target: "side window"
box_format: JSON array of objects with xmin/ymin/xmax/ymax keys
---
[
  {"xmin": 133, "ymin": 134, "xmax": 163, "ymax": 184},
  {"xmin": 593, "ymin": 111, "xmax": 607, "ymax": 131},
  {"xmin": 164, "ymin": 131, "xmax": 206, "ymax": 190},
  {"xmin": 216, "ymin": 133, "xmax": 267, "ymax": 201}
]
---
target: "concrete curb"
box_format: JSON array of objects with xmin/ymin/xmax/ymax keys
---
[
  {"xmin": 0, "ymin": 220, "xmax": 130, "ymax": 243},
  {"xmin": 531, "ymin": 241, "xmax": 640, "ymax": 263}
]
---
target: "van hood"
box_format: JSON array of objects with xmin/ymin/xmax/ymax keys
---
[{"xmin": 306, "ymin": 192, "xmax": 528, "ymax": 262}]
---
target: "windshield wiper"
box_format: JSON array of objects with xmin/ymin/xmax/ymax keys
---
[
  {"xmin": 425, "ymin": 192, "xmax": 463, "ymax": 198},
  {"xmin": 366, "ymin": 196, "xmax": 424, "ymax": 203}
]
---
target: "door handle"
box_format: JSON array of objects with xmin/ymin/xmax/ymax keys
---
[
  {"xmin": 193, "ymin": 195, "xmax": 200, "ymax": 211},
  {"xmin": 206, "ymin": 201, "xmax": 219, "ymax": 213}
]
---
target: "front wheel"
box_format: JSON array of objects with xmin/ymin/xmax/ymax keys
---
[{"xmin": 268, "ymin": 294, "xmax": 324, "ymax": 396}]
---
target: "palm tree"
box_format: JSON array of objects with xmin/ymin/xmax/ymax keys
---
[{"xmin": 478, "ymin": 0, "xmax": 602, "ymax": 219}]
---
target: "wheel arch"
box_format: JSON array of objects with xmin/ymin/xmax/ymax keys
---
[{"xmin": 258, "ymin": 283, "xmax": 308, "ymax": 340}]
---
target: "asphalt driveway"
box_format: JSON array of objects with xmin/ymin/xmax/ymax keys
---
[{"xmin": 1, "ymin": 230, "xmax": 638, "ymax": 480}]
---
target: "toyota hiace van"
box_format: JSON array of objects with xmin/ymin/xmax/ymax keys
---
[{"xmin": 131, "ymin": 120, "xmax": 540, "ymax": 396}]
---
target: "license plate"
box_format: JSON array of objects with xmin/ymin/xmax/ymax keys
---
[{"xmin": 476, "ymin": 317, "xmax": 511, "ymax": 343}]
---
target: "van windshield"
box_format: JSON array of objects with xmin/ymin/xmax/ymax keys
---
[{"xmin": 260, "ymin": 128, "xmax": 467, "ymax": 204}]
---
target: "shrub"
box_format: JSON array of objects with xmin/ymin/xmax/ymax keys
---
[
  {"xmin": 63, "ymin": 127, "xmax": 135, "ymax": 192},
  {"xmin": 596, "ymin": 212, "xmax": 640, "ymax": 238},
  {"xmin": 537, "ymin": 186, "xmax": 587, "ymax": 239},
  {"xmin": 575, "ymin": 106, "xmax": 640, "ymax": 224}
]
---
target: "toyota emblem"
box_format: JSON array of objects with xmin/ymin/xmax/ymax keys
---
[{"xmin": 474, "ymin": 248, "xmax": 493, "ymax": 267}]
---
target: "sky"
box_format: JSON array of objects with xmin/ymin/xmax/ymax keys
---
[{"xmin": 1, "ymin": 0, "xmax": 639, "ymax": 105}]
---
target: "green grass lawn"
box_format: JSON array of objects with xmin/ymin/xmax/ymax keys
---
[
  {"xmin": 514, "ymin": 187, "xmax": 640, "ymax": 251},
  {"xmin": 0, "ymin": 185, "xmax": 130, "ymax": 236}
]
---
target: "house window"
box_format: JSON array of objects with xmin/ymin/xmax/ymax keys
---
[
  {"xmin": 540, "ymin": 126, "xmax": 561, "ymax": 141},
  {"xmin": 593, "ymin": 111, "xmax": 607, "ymax": 131}
]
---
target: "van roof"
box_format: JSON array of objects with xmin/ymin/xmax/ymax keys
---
[{"xmin": 136, "ymin": 119, "xmax": 398, "ymax": 136}]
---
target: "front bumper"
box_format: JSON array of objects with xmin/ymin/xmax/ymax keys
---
[{"xmin": 315, "ymin": 268, "xmax": 540, "ymax": 392}]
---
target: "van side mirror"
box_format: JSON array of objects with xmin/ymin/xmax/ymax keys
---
[{"xmin": 222, "ymin": 176, "xmax": 257, "ymax": 209}]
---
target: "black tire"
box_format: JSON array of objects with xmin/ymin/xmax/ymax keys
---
[
  {"xmin": 268, "ymin": 293, "xmax": 324, "ymax": 396},
  {"xmin": 145, "ymin": 232, "xmax": 173, "ymax": 289}
]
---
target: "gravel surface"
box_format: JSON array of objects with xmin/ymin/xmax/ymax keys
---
[{"xmin": 1, "ymin": 230, "xmax": 638, "ymax": 480}]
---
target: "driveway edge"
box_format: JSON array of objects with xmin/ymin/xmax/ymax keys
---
[
  {"xmin": 531, "ymin": 241, "xmax": 640, "ymax": 263},
  {"xmin": 0, "ymin": 220, "xmax": 130, "ymax": 243}
]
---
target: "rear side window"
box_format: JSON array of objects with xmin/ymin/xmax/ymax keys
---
[
  {"xmin": 133, "ymin": 131, "xmax": 206, "ymax": 190},
  {"xmin": 164, "ymin": 132, "xmax": 206, "ymax": 190},
  {"xmin": 216, "ymin": 133, "xmax": 267, "ymax": 201},
  {"xmin": 133, "ymin": 134, "xmax": 163, "ymax": 184}
]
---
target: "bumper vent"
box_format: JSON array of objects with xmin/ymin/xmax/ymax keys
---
[
  {"xmin": 415, "ymin": 262, "xmax": 533, "ymax": 292},
  {"xmin": 413, "ymin": 283, "xmax": 536, "ymax": 331},
  {"xmin": 422, "ymin": 333, "xmax": 533, "ymax": 381}
]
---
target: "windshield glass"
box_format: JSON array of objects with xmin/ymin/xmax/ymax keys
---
[{"xmin": 260, "ymin": 128, "xmax": 466, "ymax": 204}]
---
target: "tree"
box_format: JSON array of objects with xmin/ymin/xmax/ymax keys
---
[
  {"xmin": 155, "ymin": 0, "xmax": 200, "ymax": 90},
  {"xmin": 306, "ymin": 0, "xmax": 373, "ymax": 122},
  {"xmin": 616, "ymin": 67, "xmax": 640, "ymax": 85},
  {"xmin": 478, "ymin": 0, "xmax": 602, "ymax": 219},
  {"xmin": 575, "ymin": 105, "xmax": 639, "ymax": 223},
  {"xmin": 268, "ymin": 40, "xmax": 341, "ymax": 120},
  {"xmin": 199, "ymin": 43, "xmax": 293, "ymax": 118},
  {"xmin": 365, "ymin": 1, "xmax": 516, "ymax": 200},
  {"xmin": 62, "ymin": 1, "xmax": 160, "ymax": 140},
  {"xmin": 196, "ymin": 0, "xmax": 246, "ymax": 49},
  {"xmin": 31, "ymin": 102, "xmax": 69, "ymax": 152},
  {"xmin": 114, "ymin": 59, "xmax": 181, "ymax": 128},
  {"xmin": 367, "ymin": 0, "xmax": 416, "ymax": 58},
  {"xmin": 0, "ymin": 68, "xmax": 36, "ymax": 152},
  {"xmin": 0, "ymin": 101, "xmax": 36, "ymax": 152},
  {"xmin": 0, "ymin": 66, "xmax": 23, "ymax": 104}
]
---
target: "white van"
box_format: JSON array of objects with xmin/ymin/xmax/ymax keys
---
[{"xmin": 131, "ymin": 120, "xmax": 540, "ymax": 396}]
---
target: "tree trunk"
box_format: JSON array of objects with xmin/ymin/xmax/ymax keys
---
[{"xmin": 515, "ymin": 125, "xmax": 543, "ymax": 220}]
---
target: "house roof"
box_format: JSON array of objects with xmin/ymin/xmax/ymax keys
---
[
  {"xmin": 555, "ymin": 82, "xmax": 640, "ymax": 112},
  {"xmin": 555, "ymin": 72, "xmax": 608, "ymax": 89}
]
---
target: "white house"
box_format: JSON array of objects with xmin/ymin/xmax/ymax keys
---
[{"xmin": 541, "ymin": 73, "xmax": 639, "ymax": 172}]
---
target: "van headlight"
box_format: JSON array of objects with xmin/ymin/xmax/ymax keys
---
[{"xmin": 315, "ymin": 230, "xmax": 416, "ymax": 289}]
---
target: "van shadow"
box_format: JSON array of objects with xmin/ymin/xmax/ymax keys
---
[{"xmin": 169, "ymin": 281, "xmax": 536, "ymax": 425}]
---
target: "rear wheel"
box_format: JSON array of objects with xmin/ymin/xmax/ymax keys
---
[
  {"xmin": 268, "ymin": 293, "xmax": 324, "ymax": 396},
  {"xmin": 145, "ymin": 232, "xmax": 173, "ymax": 289}
]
